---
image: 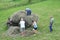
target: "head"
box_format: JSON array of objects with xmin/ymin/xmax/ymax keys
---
[
  {"xmin": 25, "ymin": 8, "xmax": 31, "ymax": 10},
  {"xmin": 8, "ymin": 17, "xmax": 12, "ymax": 21},
  {"xmin": 50, "ymin": 16, "xmax": 53, "ymax": 19},
  {"xmin": 8, "ymin": 18, "xmax": 10, "ymax": 20},
  {"xmin": 32, "ymin": 20, "xmax": 36, "ymax": 23},
  {"xmin": 20, "ymin": 18, "xmax": 24, "ymax": 21}
]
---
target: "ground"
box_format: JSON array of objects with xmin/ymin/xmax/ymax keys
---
[{"xmin": 0, "ymin": 0, "xmax": 60, "ymax": 40}]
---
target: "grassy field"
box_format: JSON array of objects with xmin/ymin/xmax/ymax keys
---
[
  {"xmin": 0, "ymin": 0, "xmax": 42, "ymax": 10},
  {"xmin": 0, "ymin": 0, "xmax": 60, "ymax": 40}
]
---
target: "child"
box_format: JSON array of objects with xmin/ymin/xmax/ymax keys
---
[
  {"xmin": 19, "ymin": 18, "xmax": 25, "ymax": 36},
  {"xmin": 32, "ymin": 21, "xmax": 38, "ymax": 33},
  {"xmin": 49, "ymin": 16, "xmax": 54, "ymax": 32}
]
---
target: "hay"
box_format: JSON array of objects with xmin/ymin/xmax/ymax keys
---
[
  {"xmin": 7, "ymin": 10, "xmax": 38, "ymax": 27},
  {"xmin": 10, "ymin": 10, "xmax": 26, "ymax": 23},
  {"xmin": 5, "ymin": 26, "xmax": 35, "ymax": 37},
  {"xmin": 6, "ymin": 10, "xmax": 39, "ymax": 37},
  {"xmin": 6, "ymin": 26, "xmax": 20, "ymax": 36},
  {"xmin": 24, "ymin": 14, "xmax": 38, "ymax": 25}
]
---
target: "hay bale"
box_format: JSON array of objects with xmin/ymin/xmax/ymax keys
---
[
  {"xmin": 20, "ymin": 30, "xmax": 35, "ymax": 37},
  {"xmin": 24, "ymin": 14, "xmax": 38, "ymax": 26},
  {"xmin": 7, "ymin": 10, "xmax": 38, "ymax": 28},
  {"xmin": 6, "ymin": 26, "xmax": 20, "ymax": 36},
  {"xmin": 10, "ymin": 10, "xmax": 26, "ymax": 23}
]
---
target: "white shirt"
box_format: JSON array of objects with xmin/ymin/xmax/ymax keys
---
[{"xmin": 19, "ymin": 21, "xmax": 25, "ymax": 28}]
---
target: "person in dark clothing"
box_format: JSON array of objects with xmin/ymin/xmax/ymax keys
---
[
  {"xmin": 25, "ymin": 8, "xmax": 31, "ymax": 15},
  {"xmin": 49, "ymin": 16, "xmax": 54, "ymax": 32},
  {"xmin": 7, "ymin": 18, "xmax": 12, "ymax": 28}
]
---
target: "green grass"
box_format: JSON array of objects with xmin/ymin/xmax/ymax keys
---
[
  {"xmin": 0, "ymin": 0, "xmax": 28, "ymax": 10},
  {"xmin": 0, "ymin": 0, "xmax": 42, "ymax": 10},
  {"xmin": 0, "ymin": 1, "xmax": 60, "ymax": 40}
]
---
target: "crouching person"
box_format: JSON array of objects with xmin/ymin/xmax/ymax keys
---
[
  {"xmin": 7, "ymin": 18, "xmax": 12, "ymax": 28},
  {"xmin": 19, "ymin": 18, "xmax": 25, "ymax": 36},
  {"xmin": 32, "ymin": 21, "xmax": 38, "ymax": 33}
]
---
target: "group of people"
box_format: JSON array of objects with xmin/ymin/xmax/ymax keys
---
[
  {"xmin": 7, "ymin": 8, "xmax": 54, "ymax": 36},
  {"xmin": 19, "ymin": 8, "xmax": 54, "ymax": 36},
  {"xmin": 19, "ymin": 8, "xmax": 38, "ymax": 36},
  {"xmin": 19, "ymin": 17, "xmax": 37, "ymax": 36}
]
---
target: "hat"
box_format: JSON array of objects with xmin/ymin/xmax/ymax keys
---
[{"xmin": 26, "ymin": 8, "xmax": 31, "ymax": 10}]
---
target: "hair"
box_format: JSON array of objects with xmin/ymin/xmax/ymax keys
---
[
  {"xmin": 20, "ymin": 17, "xmax": 24, "ymax": 21},
  {"xmin": 8, "ymin": 17, "xmax": 10, "ymax": 20}
]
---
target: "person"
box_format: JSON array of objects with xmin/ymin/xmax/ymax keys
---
[
  {"xmin": 32, "ymin": 21, "xmax": 38, "ymax": 33},
  {"xmin": 7, "ymin": 18, "xmax": 12, "ymax": 28},
  {"xmin": 19, "ymin": 18, "xmax": 25, "ymax": 36},
  {"xmin": 25, "ymin": 8, "xmax": 31, "ymax": 15},
  {"xmin": 49, "ymin": 16, "xmax": 54, "ymax": 32}
]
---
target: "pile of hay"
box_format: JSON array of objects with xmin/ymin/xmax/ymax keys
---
[
  {"xmin": 7, "ymin": 10, "xmax": 38, "ymax": 28},
  {"xmin": 6, "ymin": 10, "xmax": 39, "ymax": 36},
  {"xmin": 6, "ymin": 26, "xmax": 20, "ymax": 36}
]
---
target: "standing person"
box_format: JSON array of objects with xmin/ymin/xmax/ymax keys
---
[
  {"xmin": 49, "ymin": 16, "xmax": 54, "ymax": 32},
  {"xmin": 19, "ymin": 18, "xmax": 25, "ymax": 36},
  {"xmin": 25, "ymin": 8, "xmax": 31, "ymax": 16},
  {"xmin": 32, "ymin": 21, "xmax": 38, "ymax": 33}
]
